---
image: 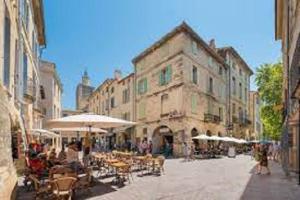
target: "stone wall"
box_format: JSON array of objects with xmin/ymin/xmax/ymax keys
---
[{"xmin": 0, "ymin": 87, "xmax": 17, "ymax": 199}]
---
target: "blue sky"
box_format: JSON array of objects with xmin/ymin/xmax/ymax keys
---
[{"xmin": 42, "ymin": 0, "xmax": 281, "ymax": 110}]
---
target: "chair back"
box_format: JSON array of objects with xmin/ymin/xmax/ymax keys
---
[
  {"xmin": 28, "ymin": 174, "xmax": 41, "ymax": 190},
  {"xmin": 157, "ymin": 156, "xmax": 165, "ymax": 167},
  {"xmin": 53, "ymin": 177, "xmax": 77, "ymax": 193}
]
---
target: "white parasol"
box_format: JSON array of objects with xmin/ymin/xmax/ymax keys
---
[
  {"xmin": 47, "ymin": 113, "xmax": 136, "ymax": 129},
  {"xmin": 31, "ymin": 129, "xmax": 59, "ymax": 138}
]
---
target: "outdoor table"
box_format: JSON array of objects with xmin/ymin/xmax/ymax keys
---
[{"xmin": 105, "ymin": 159, "xmax": 120, "ymax": 164}]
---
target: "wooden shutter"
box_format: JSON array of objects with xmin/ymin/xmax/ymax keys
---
[
  {"xmin": 159, "ymin": 71, "xmax": 163, "ymax": 86},
  {"xmin": 144, "ymin": 78, "xmax": 148, "ymax": 93},
  {"xmin": 166, "ymin": 65, "xmax": 172, "ymax": 83}
]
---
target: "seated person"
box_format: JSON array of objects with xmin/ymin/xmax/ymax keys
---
[
  {"xmin": 48, "ymin": 148, "xmax": 58, "ymax": 167},
  {"xmin": 66, "ymin": 142, "xmax": 81, "ymax": 172},
  {"xmin": 58, "ymin": 146, "xmax": 67, "ymax": 163}
]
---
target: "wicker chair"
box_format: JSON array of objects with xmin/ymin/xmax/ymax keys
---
[
  {"xmin": 116, "ymin": 164, "xmax": 132, "ymax": 185},
  {"xmin": 28, "ymin": 174, "xmax": 52, "ymax": 199},
  {"xmin": 154, "ymin": 156, "xmax": 165, "ymax": 175},
  {"xmin": 51, "ymin": 177, "xmax": 77, "ymax": 200}
]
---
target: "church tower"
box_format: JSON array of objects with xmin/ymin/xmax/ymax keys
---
[{"xmin": 76, "ymin": 70, "xmax": 94, "ymax": 111}]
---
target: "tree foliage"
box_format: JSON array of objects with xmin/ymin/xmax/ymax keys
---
[{"xmin": 255, "ymin": 62, "xmax": 283, "ymax": 140}]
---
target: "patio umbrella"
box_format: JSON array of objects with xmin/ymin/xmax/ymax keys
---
[
  {"xmin": 209, "ymin": 135, "xmax": 223, "ymax": 141},
  {"xmin": 47, "ymin": 113, "xmax": 136, "ymax": 130},
  {"xmin": 192, "ymin": 134, "xmax": 212, "ymax": 140},
  {"xmin": 50, "ymin": 127, "xmax": 108, "ymax": 133},
  {"xmin": 219, "ymin": 137, "xmax": 236, "ymax": 142},
  {"xmin": 31, "ymin": 129, "xmax": 59, "ymax": 138},
  {"xmin": 238, "ymin": 139, "xmax": 248, "ymax": 144}
]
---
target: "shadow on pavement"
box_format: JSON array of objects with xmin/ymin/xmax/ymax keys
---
[
  {"xmin": 16, "ymin": 179, "xmax": 117, "ymax": 200},
  {"xmin": 240, "ymin": 161, "xmax": 300, "ymax": 200}
]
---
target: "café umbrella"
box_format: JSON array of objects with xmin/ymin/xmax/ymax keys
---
[
  {"xmin": 47, "ymin": 113, "xmax": 136, "ymax": 131},
  {"xmin": 31, "ymin": 129, "xmax": 59, "ymax": 138},
  {"xmin": 50, "ymin": 127, "xmax": 108, "ymax": 134},
  {"xmin": 192, "ymin": 134, "xmax": 212, "ymax": 140}
]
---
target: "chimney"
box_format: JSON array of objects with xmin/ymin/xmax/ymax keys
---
[
  {"xmin": 114, "ymin": 69, "xmax": 122, "ymax": 81},
  {"xmin": 209, "ymin": 39, "xmax": 216, "ymax": 50}
]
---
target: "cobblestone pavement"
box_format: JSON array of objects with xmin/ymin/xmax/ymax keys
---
[
  {"xmin": 89, "ymin": 155, "xmax": 255, "ymax": 200},
  {"xmin": 17, "ymin": 155, "xmax": 300, "ymax": 200}
]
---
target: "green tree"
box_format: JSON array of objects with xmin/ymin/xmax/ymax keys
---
[{"xmin": 255, "ymin": 62, "xmax": 283, "ymax": 140}]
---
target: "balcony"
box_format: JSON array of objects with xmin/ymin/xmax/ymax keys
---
[
  {"xmin": 23, "ymin": 79, "xmax": 36, "ymax": 102},
  {"xmin": 204, "ymin": 113, "xmax": 221, "ymax": 124}
]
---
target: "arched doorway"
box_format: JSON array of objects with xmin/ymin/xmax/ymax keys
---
[
  {"xmin": 152, "ymin": 125, "xmax": 173, "ymax": 154},
  {"xmin": 191, "ymin": 128, "xmax": 199, "ymax": 149},
  {"xmin": 206, "ymin": 130, "xmax": 212, "ymax": 136}
]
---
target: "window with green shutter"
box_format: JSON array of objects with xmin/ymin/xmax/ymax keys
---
[
  {"xmin": 191, "ymin": 94, "xmax": 197, "ymax": 114},
  {"xmin": 159, "ymin": 65, "xmax": 172, "ymax": 86},
  {"xmin": 138, "ymin": 78, "xmax": 147, "ymax": 94}
]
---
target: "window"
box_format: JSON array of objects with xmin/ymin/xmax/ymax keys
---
[
  {"xmin": 138, "ymin": 102, "xmax": 146, "ymax": 119},
  {"xmin": 3, "ymin": 11, "xmax": 11, "ymax": 87},
  {"xmin": 24, "ymin": 1, "xmax": 29, "ymax": 30},
  {"xmin": 192, "ymin": 41, "xmax": 198, "ymax": 54},
  {"xmin": 122, "ymin": 88, "xmax": 130, "ymax": 103},
  {"xmin": 110, "ymin": 97, "xmax": 115, "ymax": 108},
  {"xmin": 244, "ymin": 88, "xmax": 247, "ymax": 102},
  {"xmin": 40, "ymin": 85, "xmax": 45, "ymax": 99},
  {"xmin": 232, "ymin": 77, "xmax": 236, "ymax": 95},
  {"xmin": 122, "ymin": 112, "xmax": 130, "ymax": 120},
  {"xmin": 191, "ymin": 94, "xmax": 197, "ymax": 114},
  {"xmin": 159, "ymin": 65, "xmax": 172, "ymax": 86},
  {"xmin": 239, "ymin": 82, "xmax": 242, "ymax": 99},
  {"xmin": 239, "ymin": 68, "xmax": 242, "ymax": 76},
  {"xmin": 138, "ymin": 78, "xmax": 147, "ymax": 94},
  {"xmin": 208, "ymin": 77, "xmax": 213, "ymax": 93},
  {"xmin": 219, "ymin": 67, "xmax": 223, "ymax": 76},
  {"xmin": 111, "ymin": 87, "xmax": 114, "ymax": 93},
  {"xmin": 219, "ymin": 107, "xmax": 223, "ymax": 121},
  {"xmin": 192, "ymin": 66, "xmax": 198, "ymax": 84}
]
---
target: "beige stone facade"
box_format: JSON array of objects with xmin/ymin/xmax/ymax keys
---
[
  {"xmin": 40, "ymin": 60, "xmax": 63, "ymax": 123},
  {"xmin": 88, "ymin": 72, "xmax": 135, "ymax": 147},
  {"xmin": 248, "ymin": 91, "xmax": 263, "ymax": 140},
  {"xmin": 0, "ymin": 0, "xmax": 46, "ymax": 198},
  {"xmin": 275, "ymin": 0, "xmax": 300, "ymax": 173},
  {"xmin": 133, "ymin": 23, "xmax": 228, "ymax": 156},
  {"xmin": 218, "ymin": 47, "xmax": 253, "ymax": 139}
]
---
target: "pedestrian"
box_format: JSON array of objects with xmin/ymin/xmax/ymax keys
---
[
  {"xmin": 257, "ymin": 144, "xmax": 271, "ymax": 175},
  {"xmin": 250, "ymin": 145, "xmax": 255, "ymax": 160},
  {"xmin": 190, "ymin": 143, "xmax": 195, "ymax": 161},
  {"xmin": 148, "ymin": 140, "xmax": 153, "ymax": 154},
  {"xmin": 273, "ymin": 142, "xmax": 279, "ymax": 162},
  {"xmin": 183, "ymin": 142, "xmax": 189, "ymax": 162},
  {"xmin": 268, "ymin": 143, "xmax": 273, "ymax": 160}
]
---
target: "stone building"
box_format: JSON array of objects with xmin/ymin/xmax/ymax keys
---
[
  {"xmin": 132, "ymin": 22, "xmax": 228, "ymax": 156},
  {"xmin": 0, "ymin": 0, "xmax": 46, "ymax": 198},
  {"xmin": 88, "ymin": 70, "xmax": 135, "ymax": 148},
  {"xmin": 40, "ymin": 60, "xmax": 63, "ymax": 125},
  {"xmin": 76, "ymin": 70, "xmax": 94, "ymax": 111},
  {"xmin": 248, "ymin": 91, "xmax": 263, "ymax": 140},
  {"xmin": 275, "ymin": 0, "xmax": 300, "ymax": 174},
  {"xmin": 217, "ymin": 47, "xmax": 253, "ymax": 139}
]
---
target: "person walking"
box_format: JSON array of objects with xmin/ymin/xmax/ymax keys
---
[
  {"xmin": 183, "ymin": 142, "xmax": 189, "ymax": 162},
  {"xmin": 190, "ymin": 143, "xmax": 195, "ymax": 161},
  {"xmin": 257, "ymin": 144, "xmax": 271, "ymax": 175}
]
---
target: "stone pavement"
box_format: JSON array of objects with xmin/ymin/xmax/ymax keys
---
[
  {"xmin": 16, "ymin": 155, "xmax": 300, "ymax": 200},
  {"xmin": 241, "ymin": 160, "xmax": 300, "ymax": 200}
]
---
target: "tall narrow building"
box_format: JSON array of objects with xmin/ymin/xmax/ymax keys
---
[{"xmin": 76, "ymin": 70, "xmax": 94, "ymax": 111}]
